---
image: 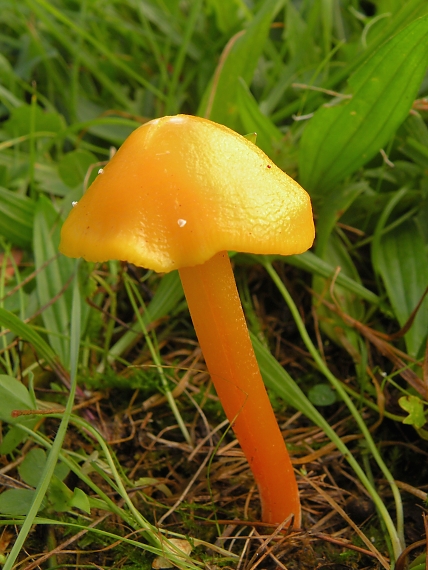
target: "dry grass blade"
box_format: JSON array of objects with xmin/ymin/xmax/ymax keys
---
[
  {"xmin": 17, "ymin": 514, "xmax": 111, "ymax": 570},
  {"xmin": 301, "ymin": 475, "xmax": 390, "ymax": 569},
  {"xmin": 291, "ymin": 434, "xmax": 361, "ymax": 465},
  {"xmin": 309, "ymin": 531, "xmax": 387, "ymax": 559},
  {"xmin": 156, "ymin": 450, "xmax": 212, "ymax": 526},
  {"xmin": 378, "ymin": 286, "xmax": 428, "ymax": 342},
  {"xmin": 394, "ymin": 538, "xmax": 427, "ymax": 570},
  {"xmin": 321, "ymin": 288, "xmax": 428, "ymax": 397},
  {"xmin": 244, "ymin": 521, "xmax": 293, "ymax": 570}
]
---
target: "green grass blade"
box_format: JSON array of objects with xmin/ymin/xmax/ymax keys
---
[
  {"xmin": 312, "ymin": 234, "xmax": 367, "ymax": 369},
  {"xmin": 33, "ymin": 195, "xmax": 74, "ymax": 365},
  {"xmin": 0, "ymin": 307, "xmax": 66, "ymax": 377},
  {"xmin": 247, "ymin": 252, "xmax": 381, "ymax": 305},
  {"xmin": 123, "ymin": 275, "xmax": 192, "ymax": 446},
  {"xmin": 26, "ymin": 0, "xmax": 166, "ymax": 104},
  {"xmin": 164, "ymin": 0, "xmax": 203, "ymax": 115},
  {"xmin": 299, "ymin": 14, "xmax": 428, "ymax": 196},
  {"xmin": 0, "ymin": 186, "xmax": 35, "ymax": 248},
  {"xmin": 108, "ymin": 271, "xmax": 185, "ymax": 361},
  {"xmin": 374, "ymin": 219, "xmax": 428, "ymax": 358},
  {"xmin": 3, "ymin": 266, "xmax": 81, "ymax": 570},
  {"xmin": 200, "ymin": 0, "xmax": 281, "ymax": 129},
  {"xmin": 315, "ymin": 182, "xmax": 367, "ymax": 256},
  {"xmin": 260, "ymin": 258, "xmax": 405, "ymax": 559},
  {"xmin": 274, "ymin": 0, "xmax": 428, "ymax": 122},
  {"xmin": 253, "ymin": 332, "xmax": 400, "ymax": 565},
  {"xmin": 237, "ymin": 78, "xmax": 284, "ymax": 159}
]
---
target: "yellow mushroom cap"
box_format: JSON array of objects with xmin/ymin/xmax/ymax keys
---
[{"xmin": 59, "ymin": 115, "xmax": 314, "ymax": 272}]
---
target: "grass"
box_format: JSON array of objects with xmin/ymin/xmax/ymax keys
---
[{"xmin": 0, "ymin": 0, "xmax": 428, "ymax": 568}]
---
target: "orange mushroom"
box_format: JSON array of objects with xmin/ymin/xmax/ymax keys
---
[{"xmin": 59, "ymin": 115, "xmax": 314, "ymax": 526}]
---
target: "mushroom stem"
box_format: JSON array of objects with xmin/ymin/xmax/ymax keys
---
[{"xmin": 179, "ymin": 251, "xmax": 301, "ymax": 526}]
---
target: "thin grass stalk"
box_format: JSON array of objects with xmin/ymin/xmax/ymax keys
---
[
  {"xmin": 13, "ymin": 422, "xmax": 144, "ymax": 530},
  {"xmin": 19, "ymin": 416, "xmax": 204, "ymax": 569},
  {"xmin": 0, "ymin": 246, "xmax": 14, "ymax": 377},
  {"xmin": 91, "ymin": 273, "xmax": 118, "ymax": 367},
  {"xmin": 124, "ymin": 274, "xmax": 193, "ymax": 446},
  {"xmin": 0, "ymin": 514, "xmax": 236, "ymax": 565},
  {"xmin": 6, "ymin": 351, "xmax": 198, "ymax": 565},
  {"xmin": 27, "ymin": 0, "xmax": 167, "ymax": 103},
  {"xmin": 3, "ymin": 262, "xmax": 81, "ymax": 570},
  {"xmin": 262, "ymin": 258, "xmax": 405, "ymax": 560},
  {"xmin": 28, "ymin": 92, "xmax": 37, "ymax": 200},
  {"xmin": 165, "ymin": 0, "xmax": 203, "ymax": 115}
]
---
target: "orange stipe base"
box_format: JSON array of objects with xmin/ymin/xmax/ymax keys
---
[{"xmin": 179, "ymin": 251, "xmax": 301, "ymax": 526}]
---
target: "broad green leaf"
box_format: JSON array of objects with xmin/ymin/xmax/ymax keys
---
[
  {"xmin": 315, "ymin": 182, "xmax": 367, "ymax": 257},
  {"xmin": 375, "ymin": 219, "xmax": 428, "ymax": 358},
  {"xmin": 284, "ymin": 0, "xmax": 319, "ymax": 68},
  {"xmin": 402, "ymin": 112, "xmax": 428, "ymax": 147},
  {"xmin": 207, "ymin": 0, "xmax": 247, "ymax": 34},
  {"xmin": 47, "ymin": 475, "xmax": 73, "ymax": 512},
  {"xmin": 199, "ymin": 0, "xmax": 281, "ymax": 130},
  {"xmin": 362, "ymin": 0, "xmax": 428, "ymax": 49},
  {"xmin": 35, "ymin": 161, "xmax": 75, "ymax": 197},
  {"xmin": 33, "ymin": 195, "xmax": 75, "ymax": 365},
  {"xmin": 3, "ymin": 104, "xmax": 65, "ymax": 138},
  {"xmin": 0, "ymin": 489, "xmax": 43, "ymax": 516},
  {"xmin": 400, "ymin": 137, "xmax": 428, "ymax": 170},
  {"xmin": 408, "ymin": 562, "xmax": 426, "ymax": 570},
  {"xmin": 75, "ymin": 98, "xmax": 138, "ymax": 145},
  {"xmin": 308, "ymin": 384, "xmax": 337, "ymax": 407},
  {"xmin": 0, "ymin": 186, "xmax": 35, "ymax": 248},
  {"xmin": 237, "ymin": 78, "xmax": 284, "ymax": 160},
  {"xmin": 0, "ymin": 427, "xmax": 32, "ymax": 455},
  {"xmin": 0, "ymin": 375, "xmax": 37, "ymax": 454},
  {"xmin": 18, "ymin": 448, "xmax": 48, "ymax": 488},
  {"xmin": 18, "ymin": 447, "xmax": 70, "ymax": 488},
  {"xmin": 299, "ymin": 14, "xmax": 428, "ymax": 197},
  {"xmin": 339, "ymin": 186, "xmax": 421, "ymax": 236},
  {"xmin": 398, "ymin": 395, "xmax": 426, "ymax": 429},
  {"xmin": 0, "ymin": 374, "xmax": 36, "ymax": 422},
  {"xmin": 70, "ymin": 487, "xmax": 91, "ymax": 514},
  {"xmin": 58, "ymin": 149, "xmax": 97, "ymax": 188},
  {"xmin": 399, "ymin": 114, "xmax": 428, "ymax": 169}
]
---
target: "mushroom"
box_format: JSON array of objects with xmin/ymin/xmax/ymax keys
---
[{"xmin": 59, "ymin": 115, "xmax": 314, "ymax": 526}]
